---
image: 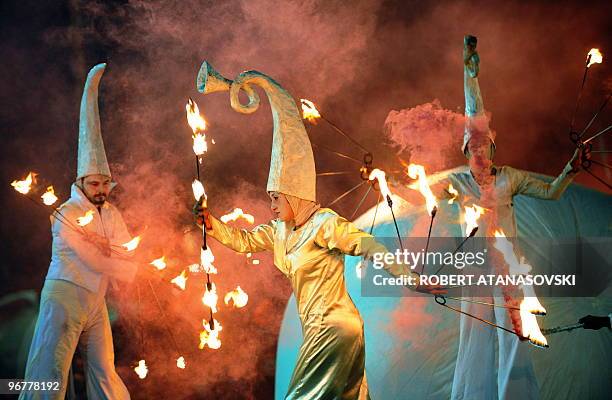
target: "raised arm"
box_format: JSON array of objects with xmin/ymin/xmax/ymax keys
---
[{"xmin": 464, "ymin": 35, "xmax": 484, "ymax": 118}]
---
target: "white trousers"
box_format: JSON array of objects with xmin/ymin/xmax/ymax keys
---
[
  {"xmin": 20, "ymin": 279, "xmax": 129, "ymax": 400},
  {"xmin": 451, "ymin": 285, "xmax": 539, "ymax": 400}
]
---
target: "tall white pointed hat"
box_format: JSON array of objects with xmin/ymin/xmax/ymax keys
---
[
  {"xmin": 77, "ymin": 63, "xmax": 112, "ymax": 181},
  {"xmin": 197, "ymin": 62, "xmax": 316, "ymax": 201}
]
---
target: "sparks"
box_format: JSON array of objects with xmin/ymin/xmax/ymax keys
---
[
  {"xmin": 586, "ymin": 48, "xmax": 603, "ymax": 68},
  {"xmin": 406, "ymin": 164, "xmax": 438, "ymax": 216},
  {"xmin": 368, "ymin": 168, "xmax": 392, "ymax": 200},
  {"xmin": 150, "ymin": 256, "xmax": 167, "ymax": 270},
  {"xmin": 171, "ymin": 270, "xmax": 188, "ymax": 290},
  {"xmin": 220, "ymin": 208, "xmax": 255, "ymax": 224},
  {"xmin": 224, "ymin": 286, "xmax": 249, "ymax": 308},
  {"xmin": 10, "ymin": 172, "xmax": 36, "ymax": 195},
  {"xmin": 176, "ymin": 356, "xmax": 186, "ymax": 369},
  {"xmin": 202, "ymin": 282, "xmax": 218, "ymax": 313},
  {"xmin": 199, "ymin": 318, "xmax": 222, "ymax": 350},
  {"xmin": 76, "ymin": 210, "xmax": 95, "ymax": 227},
  {"xmin": 122, "ymin": 236, "xmax": 141, "ymax": 251},
  {"xmin": 300, "ymin": 99, "xmax": 321, "ymax": 124},
  {"xmin": 134, "ymin": 360, "xmax": 148, "ymax": 379}
]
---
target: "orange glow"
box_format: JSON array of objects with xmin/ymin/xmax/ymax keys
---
[
  {"xmin": 300, "ymin": 99, "xmax": 321, "ymax": 124},
  {"xmin": 406, "ymin": 164, "xmax": 438, "ymax": 216},
  {"xmin": 224, "ymin": 286, "xmax": 248, "ymax": 308},
  {"xmin": 11, "ymin": 172, "xmax": 36, "ymax": 195},
  {"xmin": 220, "ymin": 208, "xmax": 255, "ymax": 224}
]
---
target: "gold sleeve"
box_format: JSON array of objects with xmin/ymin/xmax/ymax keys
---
[
  {"xmin": 314, "ymin": 214, "xmax": 418, "ymax": 283},
  {"xmin": 205, "ymin": 215, "xmax": 275, "ymax": 253}
]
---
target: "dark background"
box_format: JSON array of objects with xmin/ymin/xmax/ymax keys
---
[{"xmin": 1, "ymin": 0, "xmax": 610, "ymax": 398}]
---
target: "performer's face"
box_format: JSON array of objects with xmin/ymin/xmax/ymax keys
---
[
  {"xmin": 81, "ymin": 174, "xmax": 111, "ymax": 206},
  {"xmin": 268, "ymin": 192, "xmax": 295, "ymax": 222}
]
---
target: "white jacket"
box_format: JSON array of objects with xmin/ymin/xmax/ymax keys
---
[{"xmin": 46, "ymin": 184, "xmax": 137, "ymax": 292}]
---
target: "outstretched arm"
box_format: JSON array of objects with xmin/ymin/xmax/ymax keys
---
[
  {"xmin": 314, "ymin": 213, "xmax": 418, "ymax": 281},
  {"xmin": 205, "ymin": 214, "xmax": 275, "ymax": 254},
  {"xmin": 509, "ymin": 149, "xmax": 581, "ymax": 200}
]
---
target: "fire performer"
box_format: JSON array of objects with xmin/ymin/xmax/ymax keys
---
[
  {"xmin": 20, "ymin": 64, "xmax": 136, "ymax": 400},
  {"xmin": 193, "ymin": 66, "xmax": 442, "ymax": 399},
  {"xmin": 447, "ymin": 36, "xmax": 583, "ymax": 400}
]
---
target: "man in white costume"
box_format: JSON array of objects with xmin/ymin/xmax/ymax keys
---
[
  {"xmin": 20, "ymin": 63, "xmax": 136, "ymax": 400},
  {"xmin": 448, "ymin": 36, "xmax": 582, "ymax": 400}
]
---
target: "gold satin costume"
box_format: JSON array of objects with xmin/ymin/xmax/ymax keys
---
[{"xmin": 207, "ymin": 207, "xmax": 414, "ymax": 400}]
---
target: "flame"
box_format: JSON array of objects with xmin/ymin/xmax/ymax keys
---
[
  {"xmin": 202, "ymin": 282, "xmax": 218, "ymax": 313},
  {"xmin": 171, "ymin": 270, "xmax": 188, "ymax": 290},
  {"xmin": 224, "ymin": 286, "xmax": 249, "ymax": 308},
  {"xmin": 447, "ymin": 183, "xmax": 459, "ymax": 204},
  {"xmin": 587, "ymin": 48, "xmax": 603, "ymax": 68},
  {"xmin": 192, "ymin": 133, "xmax": 208, "ymax": 156},
  {"xmin": 150, "ymin": 256, "xmax": 167, "ymax": 270},
  {"xmin": 176, "ymin": 356, "xmax": 186, "ymax": 369},
  {"xmin": 40, "ymin": 185, "xmax": 58, "ymax": 206},
  {"xmin": 368, "ymin": 169, "xmax": 392, "ymax": 201},
  {"xmin": 186, "ymin": 98, "xmax": 207, "ymax": 133},
  {"xmin": 122, "ymin": 236, "xmax": 141, "ymax": 251},
  {"xmin": 493, "ymin": 230, "xmax": 532, "ymax": 276},
  {"xmin": 520, "ymin": 299, "xmax": 549, "ymax": 348},
  {"xmin": 76, "ymin": 210, "xmax": 95, "ymax": 227},
  {"xmin": 200, "ymin": 247, "xmax": 217, "ymax": 274},
  {"xmin": 134, "ymin": 359, "xmax": 148, "ymax": 379},
  {"xmin": 220, "ymin": 208, "xmax": 255, "ymax": 224},
  {"xmin": 192, "ymin": 179, "xmax": 206, "ymax": 202},
  {"xmin": 11, "ymin": 172, "xmax": 36, "ymax": 194},
  {"xmin": 199, "ymin": 319, "xmax": 222, "ymax": 350},
  {"xmin": 300, "ymin": 99, "xmax": 321, "ymax": 124},
  {"xmin": 406, "ymin": 164, "xmax": 438, "ymax": 216},
  {"xmin": 464, "ymin": 205, "xmax": 486, "ymax": 237}
]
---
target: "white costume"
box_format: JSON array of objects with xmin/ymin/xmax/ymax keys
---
[
  {"xmin": 449, "ymin": 37, "xmax": 576, "ymax": 400},
  {"xmin": 21, "ymin": 64, "xmax": 136, "ymax": 400}
]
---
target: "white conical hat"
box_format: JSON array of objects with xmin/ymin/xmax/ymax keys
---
[
  {"xmin": 209, "ymin": 67, "xmax": 316, "ymax": 201},
  {"xmin": 77, "ymin": 63, "xmax": 111, "ymax": 181}
]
